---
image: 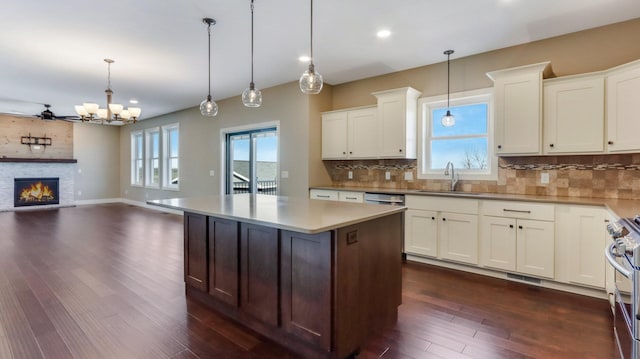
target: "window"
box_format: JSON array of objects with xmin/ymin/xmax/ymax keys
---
[
  {"xmin": 131, "ymin": 131, "xmax": 144, "ymax": 186},
  {"xmin": 225, "ymin": 126, "xmax": 278, "ymax": 195},
  {"xmin": 162, "ymin": 123, "xmax": 179, "ymax": 190},
  {"xmin": 418, "ymin": 88, "xmax": 496, "ymax": 180},
  {"xmin": 145, "ymin": 127, "xmax": 160, "ymax": 187}
]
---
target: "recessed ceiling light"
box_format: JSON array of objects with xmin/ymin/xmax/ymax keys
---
[
  {"xmin": 298, "ymin": 55, "xmax": 310, "ymax": 62},
  {"xmin": 129, "ymin": 99, "xmax": 139, "ymax": 104},
  {"xmin": 376, "ymin": 29, "xmax": 391, "ymax": 39}
]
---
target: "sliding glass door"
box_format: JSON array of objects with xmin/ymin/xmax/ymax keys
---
[{"xmin": 226, "ymin": 127, "xmax": 278, "ymax": 195}]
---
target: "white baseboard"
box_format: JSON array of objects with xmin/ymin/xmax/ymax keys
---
[
  {"xmin": 121, "ymin": 198, "xmax": 184, "ymax": 215},
  {"xmin": 75, "ymin": 198, "xmax": 122, "ymax": 206}
]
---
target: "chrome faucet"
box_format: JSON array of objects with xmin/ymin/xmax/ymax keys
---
[{"xmin": 444, "ymin": 161, "xmax": 459, "ymax": 191}]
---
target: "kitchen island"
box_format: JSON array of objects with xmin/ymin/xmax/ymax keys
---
[{"xmin": 148, "ymin": 194, "xmax": 405, "ymax": 359}]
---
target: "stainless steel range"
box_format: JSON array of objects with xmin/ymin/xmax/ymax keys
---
[{"xmin": 606, "ymin": 216, "xmax": 640, "ymax": 359}]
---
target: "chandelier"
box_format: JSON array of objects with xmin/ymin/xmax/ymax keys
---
[{"xmin": 74, "ymin": 59, "xmax": 142, "ymax": 124}]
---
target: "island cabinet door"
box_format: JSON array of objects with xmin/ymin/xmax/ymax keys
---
[
  {"xmin": 208, "ymin": 217, "xmax": 239, "ymax": 306},
  {"xmin": 184, "ymin": 212, "xmax": 208, "ymax": 292},
  {"xmin": 240, "ymin": 223, "xmax": 279, "ymax": 326},
  {"xmin": 280, "ymin": 230, "xmax": 332, "ymax": 351}
]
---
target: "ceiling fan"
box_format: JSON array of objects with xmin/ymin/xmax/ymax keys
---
[{"xmin": 0, "ymin": 98, "xmax": 79, "ymax": 122}]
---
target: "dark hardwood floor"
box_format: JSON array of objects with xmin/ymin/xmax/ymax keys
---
[{"xmin": 0, "ymin": 204, "xmax": 617, "ymax": 358}]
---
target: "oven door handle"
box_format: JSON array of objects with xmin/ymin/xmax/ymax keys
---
[{"xmin": 605, "ymin": 242, "xmax": 632, "ymax": 278}]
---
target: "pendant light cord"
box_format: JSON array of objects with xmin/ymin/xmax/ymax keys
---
[
  {"xmin": 207, "ymin": 21, "xmax": 212, "ymax": 97},
  {"xmin": 446, "ymin": 52, "xmax": 450, "ymax": 109},
  {"xmin": 310, "ymin": 0, "xmax": 314, "ymax": 64},
  {"xmin": 250, "ymin": 0, "xmax": 255, "ymax": 84}
]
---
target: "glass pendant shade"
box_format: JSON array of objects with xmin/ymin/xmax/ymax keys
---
[
  {"xmin": 200, "ymin": 95, "xmax": 218, "ymax": 116},
  {"xmin": 83, "ymin": 102, "xmax": 99, "ymax": 115},
  {"xmin": 108, "ymin": 103, "xmax": 123, "ymax": 115},
  {"xmin": 74, "ymin": 105, "xmax": 88, "ymax": 117},
  {"xmin": 120, "ymin": 110, "xmax": 131, "ymax": 120},
  {"xmin": 441, "ymin": 110, "xmax": 455, "ymax": 127},
  {"xmin": 299, "ymin": 63, "xmax": 323, "ymax": 94},
  {"xmin": 242, "ymin": 83, "xmax": 262, "ymax": 107},
  {"xmin": 128, "ymin": 107, "xmax": 141, "ymax": 118},
  {"xmin": 96, "ymin": 108, "xmax": 108, "ymax": 120}
]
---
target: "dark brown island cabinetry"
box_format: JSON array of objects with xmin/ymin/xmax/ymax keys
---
[{"xmin": 182, "ymin": 211, "xmax": 403, "ymax": 359}]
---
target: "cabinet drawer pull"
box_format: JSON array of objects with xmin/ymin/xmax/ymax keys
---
[
  {"xmin": 503, "ymin": 209, "xmax": 531, "ymax": 214},
  {"xmin": 431, "ymin": 217, "xmax": 435, "ymax": 220},
  {"xmin": 608, "ymin": 141, "xmax": 614, "ymax": 145},
  {"xmin": 442, "ymin": 218, "xmax": 446, "ymax": 221},
  {"xmin": 509, "ymin": 224, "xmax": 514, "ymax": 228},
  {"xmin": 317, "ymin": 195, "xmax": 330, "ymax": 198},
  {"xmin": 518, "ymin": 225, "xmax": 523, "ymax": 230},
  {"xmin": 345, "ymin": 197, "xmax": 357, "ymax": 200}
]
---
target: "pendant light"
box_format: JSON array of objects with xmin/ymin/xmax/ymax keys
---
[
  {"xmin": 200, "ymin": 18, "xmax": 218, "ymax": 117},
  {"xmin": 441, "ymin": 49, "xmax": 455, "ymax": 127},
  {"xmin": 242, "ymin": 0, "xmax": 262, "ymax": 107},
  {"xmin": 299, "ymin": 0, "xmax": 323, "ymax": 94}
]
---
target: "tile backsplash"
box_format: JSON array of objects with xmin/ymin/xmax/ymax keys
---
[{"xmin": 325, "ymin": 154, "xmax": 640, "ymax": 199}]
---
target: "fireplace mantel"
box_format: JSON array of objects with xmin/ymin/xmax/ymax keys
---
[{"xmin": 0, "ymin": 157, "xmax": 77, "ymax": 163}]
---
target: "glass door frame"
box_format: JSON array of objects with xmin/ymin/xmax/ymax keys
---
[{"xmin": 220, "ymin": 121, "xmax": 280, "ymax": 196}]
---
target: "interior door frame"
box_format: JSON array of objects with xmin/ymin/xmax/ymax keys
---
[{"xmin": 220, "ymin": 121, "xmax": 280, "ymax": 195}]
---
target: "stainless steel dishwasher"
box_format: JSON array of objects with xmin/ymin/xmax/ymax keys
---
[{"xmin": 364, "ymin": 192, "xmax": 405, "ymax": 206}]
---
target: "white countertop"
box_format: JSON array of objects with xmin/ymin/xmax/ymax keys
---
[{"xmin": 148, "ymin": 194, "xmax": 406, "ymax": 234}]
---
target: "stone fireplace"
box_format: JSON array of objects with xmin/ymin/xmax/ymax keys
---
[
  {"xmin": 14, "ymin": 177, "xmax": 60, "ymax": 207},
  {"xmin": 0, "ymin": 160, "xmax": 75, "ymax": 211}
]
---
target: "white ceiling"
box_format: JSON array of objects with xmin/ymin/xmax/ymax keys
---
[{"xmin": 1, "ymin": 0, "xmax": 639, "ymax": 120}]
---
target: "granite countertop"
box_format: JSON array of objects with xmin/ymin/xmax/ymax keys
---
[
  {"xmin": 310, "ymin": 185, "xmax": 640, "ymax": 219},
  {"xmin": 148, "ymin": 194, "xmax": 406, "ymax": 234}
]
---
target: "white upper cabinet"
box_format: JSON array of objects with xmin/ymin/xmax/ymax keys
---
[
  {"xmin": 487, "ymin": 62, "xmax": 551, "ymax": 156},
  {"xmin": 321, "ymin": 106, "xmax": 378, "ymax": 159},
  {"xmin": 372, "ymin": 87, "xmax": 421, "ymax": 159},
  {"xmin": 606, "ymin": 60, "xmax": 640, "ymax": 153},
  {"xmin": 543, "ymin": 73, "xmax": 605, "ymax": 154}
]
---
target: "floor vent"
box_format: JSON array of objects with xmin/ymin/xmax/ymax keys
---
[{"xmin": 507, "ymin": 273, "xmax": 541, "ymax": 284}]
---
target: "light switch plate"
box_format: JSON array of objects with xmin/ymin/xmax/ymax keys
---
[
  {"xmin": 541, "ymin": 172, "xmax": 549, "ymax": 184},
  {"xmin": 281, "ymin": 171, "xmax": 289, "ymax": 178},
  {"xmin": 209, "ymin": 170, "xmax": 215, "ymax": 177},
  {"xmin": 404, "ymin": 171, "xmax": 413, "ymax": 181},
  {"xmin": 348, "ymin": 171, "xmax": 353, "ymax": 179},
  {"xmin": 385, "ymin": 171, "xmax": 391, "ymax": 180}
]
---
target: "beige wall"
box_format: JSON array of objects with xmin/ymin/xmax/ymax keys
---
[
  {"xmin": 119, "ymin": 81, "xmax": 332, "ymax": 202},
  {"xmin": 331, "ymin": 18, "xmax": 640, "ymax": 110},
  {"xmin": 73, "ymin": 123, "xmax": 120, "ymax": 200}
]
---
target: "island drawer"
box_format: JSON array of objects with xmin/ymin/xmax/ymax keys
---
[{"xmin": 310, "ymin": 189, "xmax": 339, "ymax": 201}]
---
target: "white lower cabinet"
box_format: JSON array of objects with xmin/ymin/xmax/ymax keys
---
[
  {"xmin": 438, "ymin": 212, "xmax": 479, "ymax": 265},
  {"xmin": 404, "ymin": 196, "xmax": 478, "ymax": 265},
  {"xmin": 480, "ymin": 200, "xmax": 555, "ymax": 279},
  {"xmin": 405, "ymin": 209, "xmax": 438, "ymax": 257},
  {"xmin": 309, "ymin": 189, "xmax": 364, "ymax": 203},
  {"xmin": 555, "ymin": 205, "xmax": 607, "ymax": 288}
]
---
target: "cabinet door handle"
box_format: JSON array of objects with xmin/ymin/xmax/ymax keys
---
[
  {"xmin": 608, "ymin": 141, "xmax": 614, "ymax": 145},
  {"xmin": 442, "ymin": 218, "xmax": 446, "ymax": 221},
  {"xmin": 342, "ymin": 151, "xmax": 346, "ymax": 155},
  {"xmin": 509, "ymin": 224, "xmax": 514, "ymax": 228},
  {"xmin": 399, "ymin": 149, "xmax": 403, "ymax": 153},
  {"xmin": 503, "ymin": 209, "xmax": 531, "ymax": 214},
  {"xmin": 349, "ymin": 151, "xmax": 353, "ymax": 154},
  {"xmin": 497, "ymin": 145, "xmax": 502, "ymax": 149},
  {"xmin": 518, "ymin": 225, "xmax": 523, "ymax": 230},
  {"xmin": 549, "ymin": 143, "xmax": 554, "ymax": 148},
  {"xmin": 431, "ymin": 216, "xmax": 435, "ymax": 220}
]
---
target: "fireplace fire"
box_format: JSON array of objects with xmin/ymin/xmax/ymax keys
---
[{"xmin": 14, "ymin": 177, "xmax": 60, "ymax": 207}]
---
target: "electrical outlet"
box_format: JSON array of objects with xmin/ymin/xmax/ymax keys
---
[
  {"xmin": 348, "ymin": 171, "xmax": 353, "ymax": 179},
  {"xmin": 385, "ymin": 171, "xmax": 391, "ymax": 180},
  {"xmin": 281, "ymin": 171, "xmax": 289, "ymax": 178},
  {"xmin": 541, "ymin": 172, "xmax": 549, "ymax": 184},
  {"xmin": 404, "ymin": 171, "xmax": 413, "ymax": 181},
  {"xmin": 209, "ymin": 170, "xmax": 215, "ymax": 177}
]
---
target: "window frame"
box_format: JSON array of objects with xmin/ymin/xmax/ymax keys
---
[
  {"xmin": 417, "ymin": 88, "xmax": 497, "ymax": 181},
  {"xmin": 145, "ymin": 127, "xmax": 161, "ymax": 188},
  {"xmin": 162, "ymin": 123, "xmax": 180, "ymax": 191},
  {"xmin": 130, "ymin": 130, "xmax": 144, "ymax": 187}
]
